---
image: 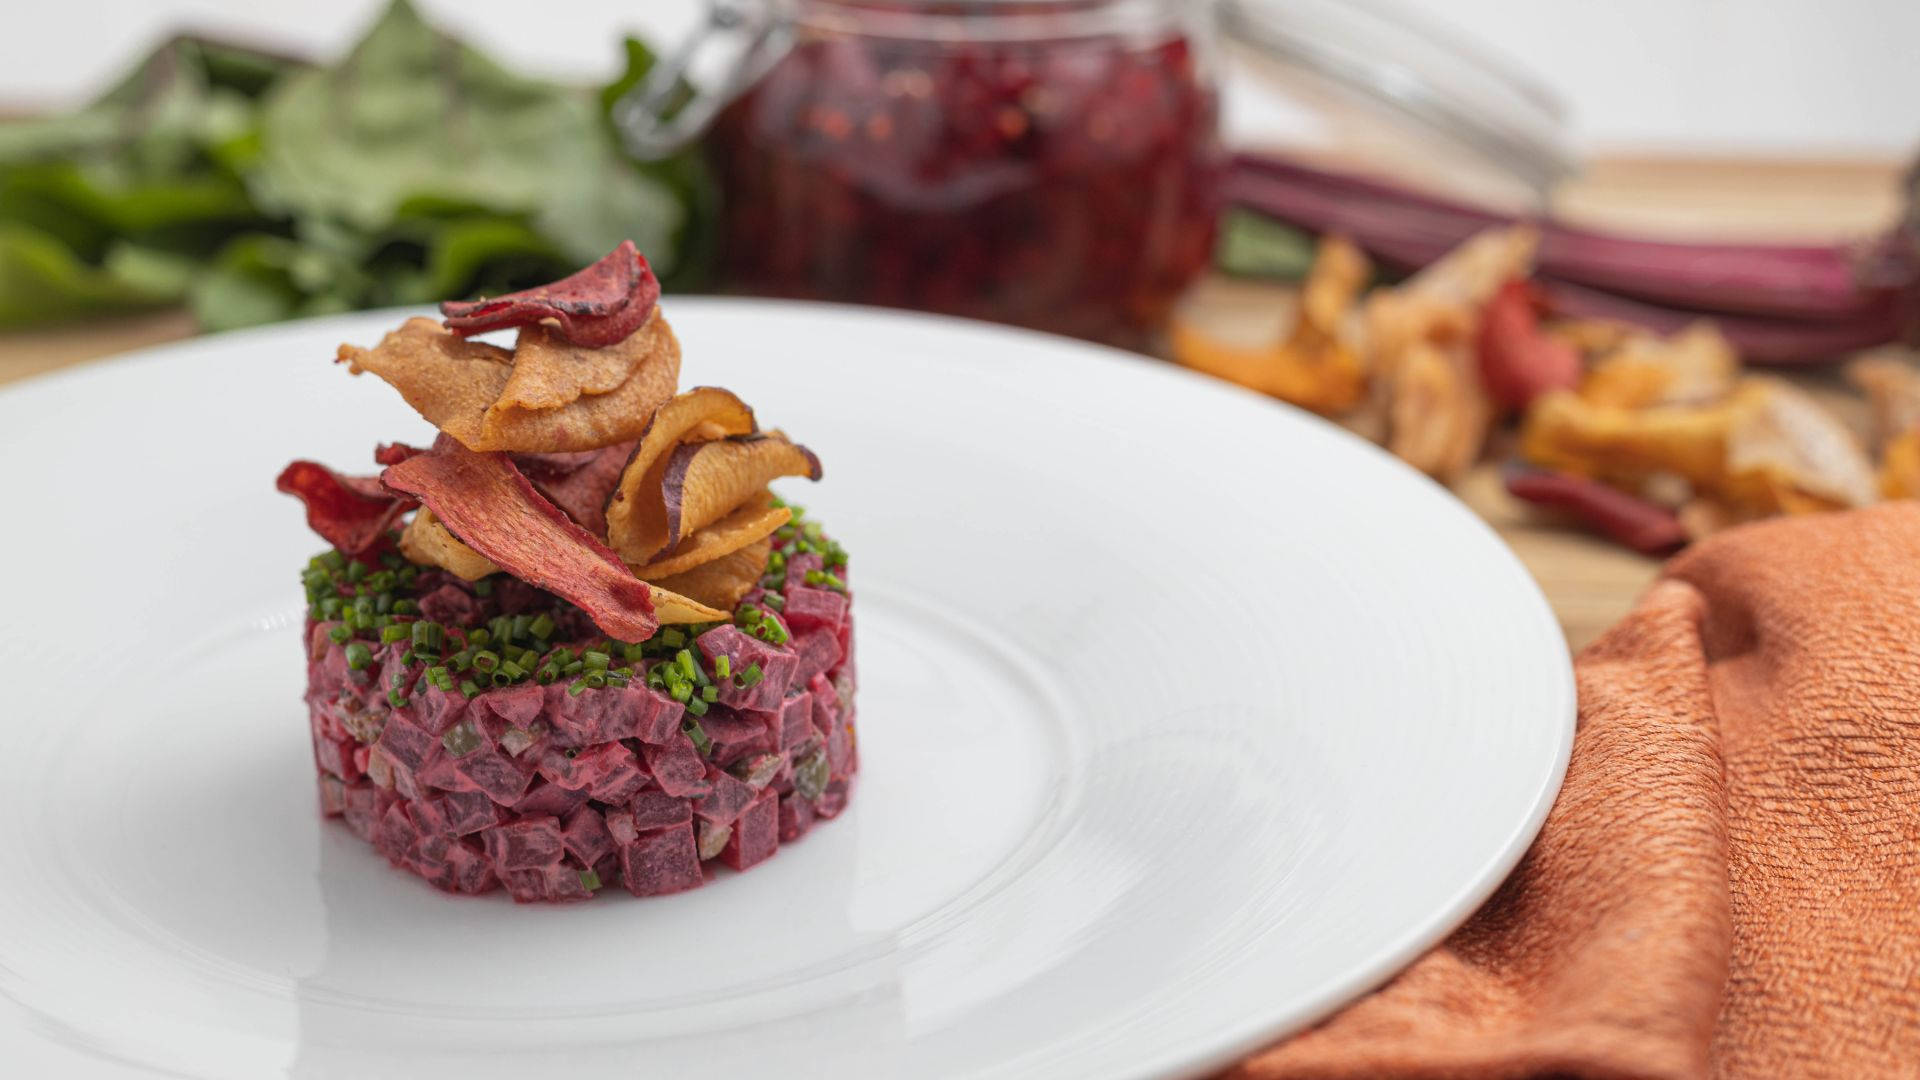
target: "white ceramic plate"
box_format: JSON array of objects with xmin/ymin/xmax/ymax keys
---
[{"xmin": 0, "ymin": 300, "xmax": 1572, "ymax": 1079}]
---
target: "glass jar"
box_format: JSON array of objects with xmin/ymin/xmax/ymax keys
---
[{"xmin": 627, "ymin": 0, "xmax": 1224, "ymax": 347}]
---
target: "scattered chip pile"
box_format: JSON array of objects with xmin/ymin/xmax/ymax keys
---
[{"xmin": 280, "ymin": 242, "xmax": 856, "ymax": 901}]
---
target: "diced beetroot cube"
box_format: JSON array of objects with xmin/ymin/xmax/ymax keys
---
[
  {"xmin": 407, "ymin": 795, "xmax": 451, "ymax": 837},
  {"xmin": 416, "ymin": 752, "xmax": 481, "ymax": 793},
  {"xmin": 827, "ymin": 717, "xmax": 854, "ymax": 779},
  {"xmin": 444, "ymin": 839, "xmax": 498, "ymax": 894},
  {"xmin": 791, "ymin": 627, "xmax": 843, "ymax": 684},
  {"xmin": 619, "ymin": 823, "xmax": 704, "ymax": 897},
  {"xmin": 629, "ymin": 688, "xmax": 686, "ymax": 745},
  {"xmin": 721, "ymin": 791, "xmax": 779, "ymax": 871},
  {"xmin": 455, "ymin": 749, "xmax": 536, "ymax": 805},
  {"xmin": 779, "ymin": 793, "xmax": 815, "ymax": 842},
  {"xmin": 376, "ymin": 803, "xmax": 417, "ymax": 862},
  {"xmin": 809, "ymin": 689, "xmax": 837, "ymax": 745},
  {"xmin": 479, "ymin": 682, "xmax": 546, "ymax": 727},
  {"xmin": 313, "ymin": 732, "xmax": 360, "ymax": 782},
  {"xmin": 562, "ymin": 805, "xmax": 615, "ymax": 866},
  {"xmin": 501, "ymin": 866, "xmax": 593, "ymax": 903},
  {"xmin": 643, "ymin": 737, "xmax": 711, "ymax": 797},
  {"xmin": 513, "ymin": 780, "xmax": 590, "ymax": 819},
  {"xmin": 628, "ymin": 790, "xmax": 693, "ymax": 831},
  {"xmin": 415, "ymin": 684, "xmax": 468, "ymax": 735},
  {"xmin": 698, "ymin": 624, "xmax": 798, "ymax": 712},
  {"xmin": 783, "ymin": 586, "xmax": 848, "ymax": 634},
  {"xmin": 342, "ymin": 783, "xmax": 380, "ymax": 841},
  {"xmin": 418, "ymin": 583, "xmax": 480, "ymax": 626},
  {"xmin": 352, "ymin": 744, "xmax": 373, "ymax": 777},
  {"xmin": 436, "ymin": 789, "xmax": 504, "ymax": 836},
  {"xmin": 535, "ymin": 746, "xmax": 593, "ymax": 791},
  {"xmin": 483, "ymin": 816, "xmax": 565, "ymax": 870},
  {"xmin": 407, "ymin": 831, "xmax": 455, "ymax": 884},
  {"xmin": 389, "ymin": 755, "xmax": 425, "ymax": 801},
  {"xmin": 772, "ymin": 692, "xmax": 814, "ymax": 751},
  {"xmin": 694, "ymin": 764, "xmax": 755, "ymax": 826},
  {"xmin": 784, "ymin": 552, "xmax": 824, "ymax": 590},
  {"xmin": 698, "ymin": 710, "xmax": 762, "ymax": 744},
  {"xmin": 589, "ymin": 748, "xmax": 648, "ymax": 804},
  {"xmin": 318, "ymin": 774, "xmax": 347, "ymax": 816},
  {"xmin": 377, "ymin": 714, "xmax": 436, "ymax": 772},
  {"xmin": 816, "ymin": 779, "xmax": 851, "ymax": 820}
]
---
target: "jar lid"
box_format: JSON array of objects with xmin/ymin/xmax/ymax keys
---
[{"xmin": 1222, "ymin": 0, "xmax": 1574, "ymax": 200}]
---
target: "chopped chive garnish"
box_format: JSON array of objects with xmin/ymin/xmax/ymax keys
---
[
  {"xmin": 344, "ymin": 642, "xmax": 372, "ymax": 670},
  {"xmin": 581, "ymin": 670, "xmax": 607, "ymax": 689},
  {"xmin": 467, "ymin": 629, "xmax": 491, "ymax": 648},
  {"xmin": 328, "ymin": 624, "xmax": 353, "ymax": 645},
  {"xmin": 684, "ymin": 718, "xmax": 711, "ymax": 752},
  {"xmin": 622, "ymin": 642, "xmax": 647, "ymax": 662},
  {"xmin": 387, "ymin": 688, "xmax": 407, "ymax": 709},
  {"xmin": 346, "ymin": 560, "xmax": 367, "ymax": 583},
  {"xmin": 701, "ymin": 684, "xmax": 719, "ymax": 703},
  {"xmin": 459, "ymin": 678, "xmax": 481, "ymax": 698},
  {"xmin": 471, "ymin": 579, "xmax": 493, "ymax": 597},
  {"xmin": 579, "ymin": 868, "xmax": 602, "ymax": 892},
  {"xmin": 563, "ymin": 660, "xmax": 584, "ymax": 676},
  {"xmin": 669, "ymin": 681, "xmax": 692, "ymax": 703},
  {"xmin": 471, "ymin": 650, "xmax": 499, "ymax": 673},
  {"xmin": 661, "ymin": 628, "xmax": 686, "ymax": 648},
  {"xmin": 380, "ymin": 624, "xmax": 409, "ymax": 644},
  {"xmin": 567, "ymin": 679, "xmax": 589, "ymax": 697},
  {"xmin": 528, "ymin": 613, "xmax": 556, "ymax": 640},
  {"xmin": 713, "ymin": 654, "xmax": 731, "ymax": 679},
  {"xmin": 410, "ymin": 621, "xmax": 444, "ymax": 654},
  {"xmin": 536, "ymin": 663, "xmax": 559, "ymax": 684}
]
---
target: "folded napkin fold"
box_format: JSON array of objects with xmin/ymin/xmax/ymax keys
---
[{"xmin": 1230, "ymin": 503, "xmax": 1920, "ymax": 1080}]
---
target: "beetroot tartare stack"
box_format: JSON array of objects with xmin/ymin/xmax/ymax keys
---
[{"xmin": 278, "ymin": 242, "xmax": 856, "ymax": 902}]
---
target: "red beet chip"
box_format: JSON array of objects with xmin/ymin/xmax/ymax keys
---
[
  {"xmin": 1504, "ymin": 466, "xmax": 1689, "ymax": 556},
  {"xmin": 381, "ymin": 434, "xmax": 658, "ymax": 643},
  {"xmin": 1478, "ymin": 279, "xmax": 1582, "ymax": 412},
  {"xmin": 440, "ymin": 240, "xmax": 662, "ymax": 348},
  {"xmin": 276, "ymin": 460, "xmax": 417, "ymax": 556}
]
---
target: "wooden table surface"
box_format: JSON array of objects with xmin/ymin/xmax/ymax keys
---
[{"xmin": 2, "ymin": 157, "xmax": 1907, "ymax": 650}]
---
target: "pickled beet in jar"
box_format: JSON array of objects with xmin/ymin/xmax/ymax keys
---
[{"xmin": 681, "ymin": 0, "xmax": 1224, "ymax": 346}]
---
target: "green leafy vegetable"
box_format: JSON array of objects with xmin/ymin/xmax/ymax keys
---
[{"xmin": 0, "ymin": 0, "xmax": 708, "ymax": 331}]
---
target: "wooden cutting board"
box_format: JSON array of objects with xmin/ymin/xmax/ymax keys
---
[{"xmin": 1, "ymin": 157, "xmax": 1907, "ymax": 649}]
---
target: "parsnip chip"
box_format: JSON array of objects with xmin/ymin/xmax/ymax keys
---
[
  {"xmin": 341, "ymin": 314, "xmax": 683, "ymax": 454},
  {"xmin": 481, "ymin": 315, "xmax": 679, "ymax": 445},
  {"xmin": 648, "ymin": 585, "xmax": 731, "ymax": 625},
  {"xmin": 1522, "ymin": 380, "xmax": 1877, "ymax": 516},
  {"xmin": 1725, "ymin": 378, "xmax": 1877, "ymax": 509},
  {"xmin": 629, "ymin": 491, "xmax": 791, "ymax": 579},
  {"xmin": 1581, "ymin": 323, "xmax": 1737, "ymax": 410},
  {"xmin": 476, "ymin": 314, "xmax": 683, "ymax": 453},
  {"xmin": 605, "ymin": 387, "xmax": 760, "ymax": 562},
  {"xmin": 1388, "ymin": 341, "xmax": 1489, "ymax": 480},
  {"xmin": 657, "ymin": 434, "xmax": 821, "ymax": 558},
  {"xmin": 1846, "ymin": 355, "xmax": 1920, "ymax": 451},
  {"xmin": 399, "ymin": 508, "xmax": 500, "ymax": 581},
  {"xmin": 339, "ymin": 317, "xmax": 513, "ymax": 449},
  {"xmin": 648, "ymin": 539, "xmax": 773, "ymax": 614}
]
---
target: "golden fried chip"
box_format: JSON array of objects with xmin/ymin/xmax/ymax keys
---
[
  {"xmin": 482, "ymin": 314, "xmax": 680, "ymax": 439},
  {"xmin": 1522, "ymin": 380, "xmax": 1876, "ymax": 515},
  {"xmin": 629, "ymin": 491, "xmax": 791, "ymax": 579},
  {"xmin": 1879, "ymin": 429, "xmax": 1920, "ymax": 499},
  {"xmin": 340, "ymin": 318, "xmax": 513, "ymax": 448},
  {"xmin": 605, "ymin": 388, "xmax": 762, "ymax": 562},
  {"xmin": 399, "ymin": 508, "xmax": 501, "ymax": 581},
  {"xmin": 341, "ymin": 314, "xmax": 683, "ymax": 454},
  {"xmin": 1846, "ymin": 355, "xmax": 1920, "ymax": 451},
  {"xmin": 648, "ymin": 538, "xmax": 773, "ymax": 613},
  {"xmin": 648, "ymin": 585, "xmax": 730, "ymax": 624},
  {"xmin": 476, "ymin": 314, "xmax": 683, "ymax": 453},
  {"xmin": 1580, "ymin": 323, "xmax": 1737, "ymax": 410},
  {"xmin": 1387, "ymin": 341, "xmax": 1489, "ymax": 481},
  {"xmin": 1400, "ymin": 225, "xmax": 1538, "ymax": 308},
  {"xmin": 654, "ymin": 434, "xmax": 820, "ymax": 558},
  {"xmin": 1725, "ymin": 378, "xmax": 1877, "ymax": 509}
]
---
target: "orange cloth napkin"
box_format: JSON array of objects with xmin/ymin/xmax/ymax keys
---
[{"xmin": 1229, "ymin": 502, "xmax": 1920, "ymax": 1080}]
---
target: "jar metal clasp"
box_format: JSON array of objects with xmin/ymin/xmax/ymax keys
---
[{"xmin": 612, "ymin": 0, "xmax": 793, "ymax": 161}]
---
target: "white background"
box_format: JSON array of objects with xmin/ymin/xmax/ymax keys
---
[{"xmin": 2, "ymin": 0, "xmax": 1917, "ymax": 157}]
